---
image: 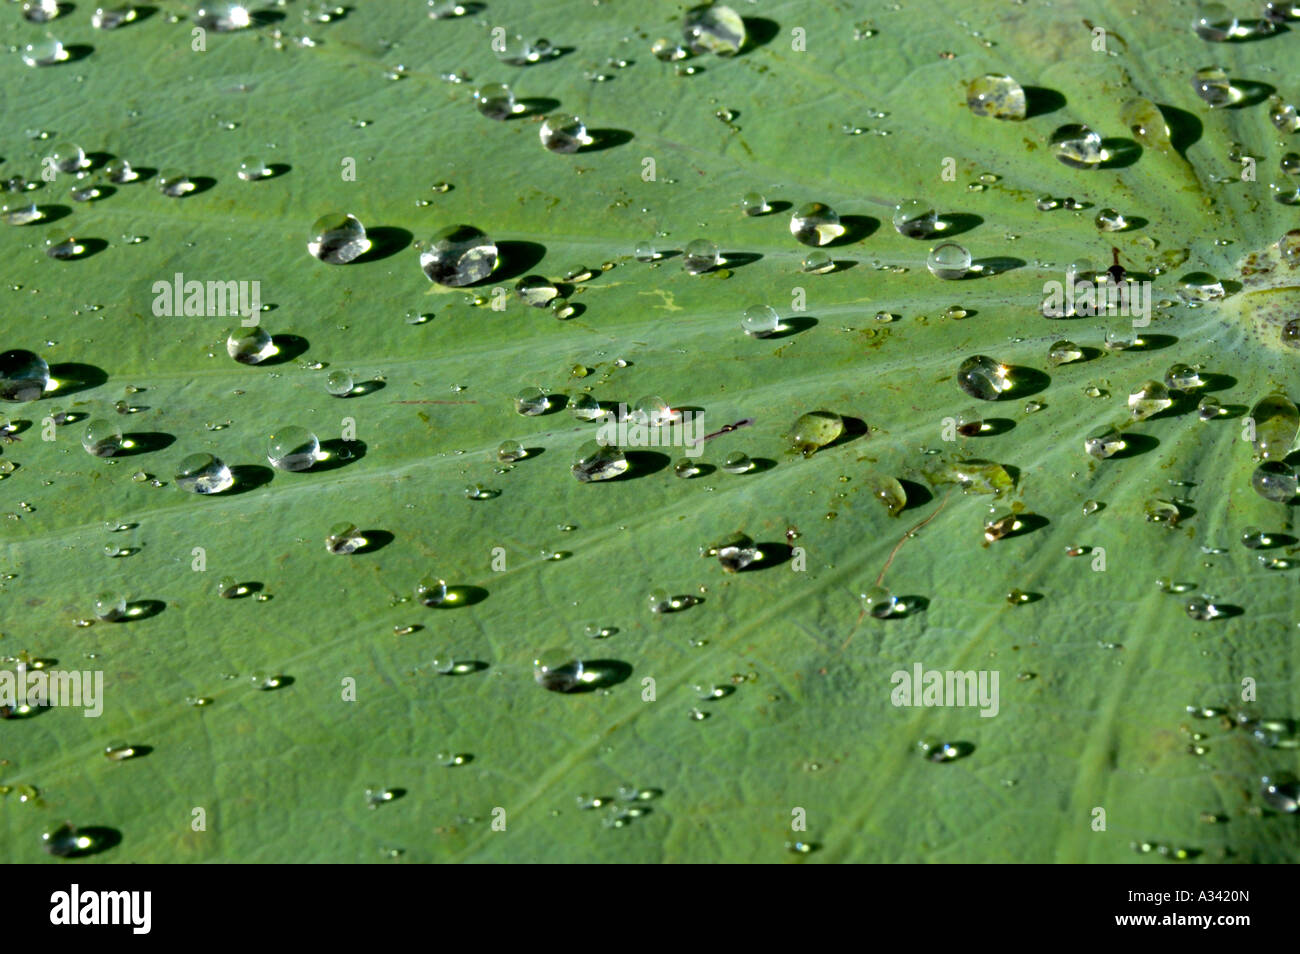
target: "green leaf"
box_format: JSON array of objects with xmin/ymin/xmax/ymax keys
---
[{"xmin": 1, "ymin": 0, "xmax": 1297, "ymax": 863}]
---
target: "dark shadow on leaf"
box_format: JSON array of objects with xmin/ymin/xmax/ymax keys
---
[
  {"xmin": 967, "ymin": 256, "xmax": 1025, "ymax": 278},
  {"xmin": 1130, "ymin": 332, "xmax": 1178, "ymax": 351},
  {"xmin": 182, "ymin": 176, "xmax": 216, "ymax": 197},
  {"xmin": 830, "ymin": 215, "xmax": 877, "ymax": 246},
  {"xmin": 263, "ymin": 163, "xmax": 291, "ymax": 180},
  {"xmin": 572, "ymin": 659, "xmax": 632, "ymax": 691},
  {"xmin": 354, "ymin": 530, "xmax": 393, "ymax": 554},
  {"xmin": 740, "ymin": 17, "xmax": 780, "ymax": 53},
  {"xmin": 742, "ymin": 543, "xmax": 793, "ymax": 571},
  {"xmin": 933, "ymin": 212, "xmax": 982, "ymax": 238},
  {"xmin": 1023, "ymin": 86, "xmax": 1066, "ymax": 118},
  {"xmin": 1001, "ymin": 512, "xmax": 1048, "ymax": 540},
  {"xmin": 250, "ymin": 10, "xmax": 286, "ymax": 25},
  {"xmin": 722, "ymin": 251, "xmax": 762, "ymax": 269},
  {"xmin": 895, "ymin": 595, "xmax": 928, "ymax": 617},
  {"xmin": 123, "ymin": 599, "xmax": 165, "ymax": 622},
  {"xmin": 260, "ymin": 334, "xmax": 309, "ymax": 365},
  {"xmin": 61, "ymin": 44, "xmax": 94, "ymax": 64},
  {"xmin": 1099, "ymin": 138, "xmax": 1142, "ymax": 168},
  {"xmin": 623, "ymin": 450, "xmax": 671, "ymax": 478},
  {"xmin": 541, "ymin": 393, "xmax": 568, "ymax": 414},
  {"xmin": 118, "ymin": 431, "xmax": 174, "ymax": 456},
  {"xmin": 226, "ymin": 464, "xmax": 274, "ymax": 494},
  {"xmin": 313, "ymin": 438, "xmax": 365, "ymax": 472},
  {"xmin": 48, "ymin": 362, "xmax": 108, "ymax": 398},
  {"xmin": 492, "ymin": 240, "xmax": 547, "ymax": 283},
  {"xmin": 441, "ymin": 585, "xmax": 488, "ymax": 608},
  {"xmin": 897, "ymin": 479, "xmax": 932, "ymax": 512},
  {"xmin": 767, "ymin": 316, "xmax": 816, "ymax": 339},
  {"xmin": 824, "ymin": 414, "xmax": 868, "ymax": 450},
  {"xmin": 758, "ymin": 200, "xmax": 791, "ymax": 216},
  {"xmin": 353, "ymin": 226, "xmax": 412, "ymax": 264},
  {"xmin": 1227, "ymin": 80, "xmax": 1275, "ymax": 108},
  {"xmin": 579, "ymin": 129, "xmax": 634, "ymax": 152},
  {"xmin": 514, "ymin": 97, "xmax": 560, "ymax": 119},
  {"xmin": 973, "ymin": 417, "xmax": 1015, "ymax": 436},
  {"xmin": 744, "ymin": 457, "xmax": 777, "ymax": 473},
  {"xmin": 1110, "ymin": 432, "xmax": 1158, "ymax": 459},
  {"xmin": 37, "ymin": 204, "xmax": 72, "ymax": 225},
  {"xmin": 59, "ymin": 237, "xmax": 108, "ymax": 259},
  {"xmin": 1157, "ymin": 103, "xmax": 1201, "ymax": 159},
  {"xmin": 60, "ymin": 826, "xmax": 121, "ymax": 858},
  {"xmin": 1003, "ymin": 367, "xmax": 1049, "ymax": 399}
]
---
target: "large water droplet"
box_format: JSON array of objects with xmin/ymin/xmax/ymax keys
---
[
  {"xmin": 420, "ymin": 225, "xmax": 498, "ymax": 285},
  {"xmin": 892, "ymin": 199, "xmax": 937, "ymax": 238},
  {"xmin": 1248, "ymin": 393, "xmax": 1299, "ymax": 460},
  {"xmin": 790, "ymin": 202, "xmax": 843, "ymax": 246},
  {"xmin": 927, "ymin": 242, "xmax": 970, "ymax": 279},
  {"xmin": 175, "ymin": 453, "xmax": 234, "ymax": 494},
  {"xmin": 194, "ymin": 2, "xmax": 252, "ymax": 32},
  {"xmin": 1128, "ymin": 380, "xmax": 1173, "ymax": 420},
  {"xmin": 682, "ymin": 239, "xmax": 721, "ymax": 274},
  {"xmin": 956, "ymin": 355, "xmax": 1010, "ymax": 400},
  {"xmin": 226, "ymin": 327, "xmax": 275, "ymax": 365},
  {"xmin": 474, "ymin": 83, "xmax": 518, "ymax": 120},
  {"xmin": 1252, "ymin": 461, "xmax": 1298, "ymax": 502},
  {"xmin": 1192, "ymin": 66, "xmax": 1240, "ymax": 107},
  {"xmin": 788, "ymin": 410, "xmax": 844, "ymax": 456},
  {"xmin": 571, "ymin": 441, "xmax": 628, "ymax": 481},
  {"xmin": 539, "ymin": 113, "xmax": 592, "ymax": 153},
  {"xmin": 82, "ymin": 418, "xmax": 123, "ymax": 457},
  {"xmin": 267, "ymin": 426, "xmax": 319, "ymax": 471},
  {"xmin": 0, "ymin": 350, "xmax": 49, "ymax": 401},
  {"xmin": 965, "ymin": 73, "xmax": 1026, "ymax": 120},
  {"xmin": 682, "ymin": 3, "xmax": 746, "ymax": 56},
  {"xmin": 307, "ymin": 213, "xmax": 370, "ymax": 264},
  {"xmin": 1050, "ymin": 124, "xmax": 1104, "ymax": 168}
]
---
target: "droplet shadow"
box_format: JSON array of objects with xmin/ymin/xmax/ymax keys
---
[
  {"xmin": 354, "ymin": 530, "xmax": 394, "ymax": 555},
  {"xmin": 122, "ymin": 599, "xmax": 165, "ymax": 622},
  {"xmin": 353, "ymin": 226, "xmax": 412, "ymax": 264},
  {"xmin": 492, "ymin": 241, "xmax": 547, "ymax": 283},
  {"xmin": 572, "ymin": 659, "xmax": 632, "ymax": 691},
  {"xmin": 1099, "ymin": 138, "xmax": 1142, "ymax": 169},
  {"xmin": 579, "ymin": 129, "xmax": 634, "ymax": 153},
  {"xmin": 260, "ymin": 334, "xmax": 309, "ymax": 365},
  {"xmin": 1023, "ymin": 86, "xmax": 1066, "ymax": 119},
  {"xmin": 622, "ymin": 450, "xmax": 672, "ymax": 478},
  {"xmin": 313, "ymin": 438, "xmax": 366, "ymax": 472},
  {"xmin": 47, "ymin": 362, "xmax": 108, "ymax": 398},
  {"xmin": 225, "ymin": 464, "xmax": 274, "ymax": 494},
  {"xmin": 118, "ymin": 431, "xmax": 175, "ymax": 456},
  {"xmin": 513, "ymin": 97, "xmax": 560, "ymax": 119}
]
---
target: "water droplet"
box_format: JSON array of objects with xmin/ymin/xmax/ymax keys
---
[
  {"xmin": 944, "ymin": 305, "xmax": 968, "ymax": 321},
  {"xmin": 741, "ymin": 191, "xmax": 770, "ymax": 216},
  {"xmin": 237, "ymin": 155, "xmax": 270, "ymax": 181},
  {"xmin": 92, "ymin": 5, "xmax": 137, "ymax": 29},
  {"xmin": 307, "ymin": 213, "xmax": 370, "ymax": 264},
  {"xmin": 956, "ymin": 355, "xmax": 1010, "ymax": 401},
  {"xmin": 857, "ymin": 584, "xmax": 897, "ymax": 618},
  {"xmin": 420, "ymin": 224, "xmax": 497, "ymax": 285},
  {"xmin": 1145, "ymin": 498, "xmax": 1182, "ymax": 525},
  {"xmin": 674, "ymin": 458, "xmax": 702, "ymax": 478},
  {"xmin": 157, "ymin": 168, "xmax": 195, "ymax": 197},
  {"xmin": 742, "ymin": 304, "xmax": 780, "ymax": 338},
  {"xmin": 267, "ymin": 426, "xmax": 319, "ymax": 472},
  {"xmin": 1248, "ymin": 393, "xmax": 1299, "ymax": 460},
  {"xmin": 892, "ymin": 199, "xmax": 937, "ymax": 238},
  {"xmin": 1253, "ymin": 461, "xmax": 1298, "ymax": 502},
  {"xmin": 917, "ymin": 738, "xmax": 964, "ymax": 761},
  {"xmin": 801, "ymin": 250, "xmax": 834, "ymax": 274},
  {"xmin": 1186, "ymin": 596, "xmax": 1225, "ymax": 621},
  {"xmin": 415, "ymin": 577, "xmax": 447, "ymax": 607},
  {"xmin": 1084, "ymin": 424, "xmax": 1128, "ymax": 460},
  {"xmin": 497, "ymin": 440, "xmax": 527, "ymax": 462},
  {"xmin": 539, "ymin": 113, "xmax": 592, "ymax": 153},
  {"xmin": 1129, "ymin": 380, "xmax": 1173, "ymax": 421},
  {"xmin": 984, "ymin": 512, "xmax": 1024, "ymax": 542},
  {"xmin": 2, "ymin": 200, "xmax": 42, "ymax": 226},
  {"xmin": 569, "ymin": 393, "xmax": 604, "ymax": 422},
  {"xmin": 49, "ymin": 142, "xmax": 85, "ymax": 174},
  {"xmin": 681, "ymin": 238, "xmax": 721, "ymax": 274},
  {"xmin": 634, "ymin": 240, "xmax": 660, "ymax": 263},
  {"xmin": 1192, "ymin": 66, "xmax": 1240, "ymax": 107},
  {"xmin": 0, "ymin": 350, "xmax": 49, "ymax": 402},
  {"xmin": 1050, "ymin": 124, "xmax": 1104, "ymax": 168},
  {"xmin": 790, "ymin": 202, "xmax": 844, "ymax": 246},
  {"xmin": 364, "ymin": 785, "xmax": 396, "ymax": 808},
  {"xmin": 1193, "ymin": 3, "xmax": 1238, "ymax": 41},
  {"xmin": 325, "ymin": 369, "xmax": 354, "ymax": 397},
  {"xmin": 326, "ymin": 522, "xmax": 365, "ymax": 555},
  {"xmin": 1095, "ymin": 208, "xmax": 1127, "ymax": 231},
  {"xmin": 249, "ymin": 671, "xmax": 283, "ymax": 690},
  {"xmin": 534, "ymin": 649, "xmax": 584, "ymax": 692},
  {"xmin": 787, "ymin": 410, "xmax": 844, "ymax": 458},
  {"xmin": 104, "ymin": 158, "xmax": 137, "ymax": 183},
  {"xmin": 82, "ymin": 419, "xmax": 123, "ymax": 457},
  {"xmin": 473, "ymin": 82, "xmax": 518, "ymax": 120},
  {"xmin": 226, "ymin": 327, "xmax": 276, "ymax": 365},
  {"xmin": 1261, "ymin": 775, "xmax": 1300, "ymax": 813},
  {"xmin": 93, "ymin": 591, "xmax": 127, "ymax": 621},
  {"xmin": 868, "ymin": 474, "xmax": 907, "ymax": 516},
  {"xmin": 682, "ymin": 3, "xmax": 746, "ymax": 56},
  {"xmin": 1048, "ymin": 340, "xmax": 1083, "ymax": 366},
  {"xmin": 514, "ymin": 387, "xmax": 549, "ymax": 416},
  {"xmin": 464, "ymin": 483, "xmax": 497, "ymax": 500},
  {"xmin": 927, "ymin": 242, "xmax": 971, "ymax": 279},
  {"xmin": 175, "ymin": 453, "xmax": 233, "ymax": 494},
  {"xmin": 21, "ymin": 38, "xmax": 68, "ymax": 67},
  {"xmin": 1177, "ymin": 271, "xmax": 1225, "ymax": 301},
  {"xmin": 1120, "ymin": 97, "xmax": 1171, "ymax": 148},
  {"xmin": 966, "ymin": 73, "xmax": 1026, "ymax": 119},
  {"xmin": 1164, "ymin": 364, "xmax": 1202, "ymax": 389},
  {"xmin": 42, "ymin": 823, "xmax": 95, "ymax": 857},
  {"xmin": 195, "ymin": 2, "xmax": 251, "ymax": 32},
  {"xmin": 571, "ymin": 441, "xmax": 628, "ymax": 482}
]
